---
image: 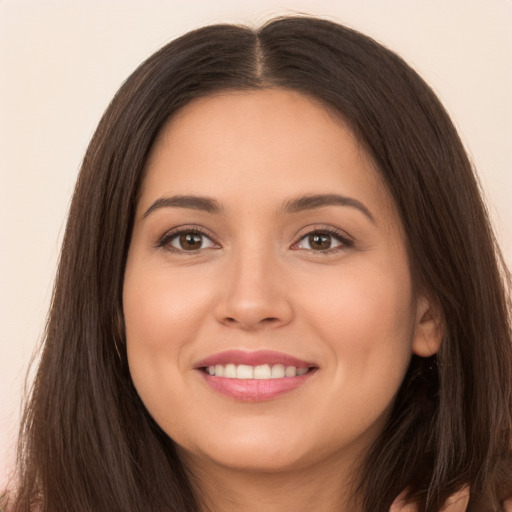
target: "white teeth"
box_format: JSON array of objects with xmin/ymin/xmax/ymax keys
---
[
  {"xmin": 205, "ymin": 363, "xmax": 310, "ymax": 379},
  {"xmin": 224, "ymin": 363, "xmax": 237, "ymax": 378},
  {"xmin": 253, "ymin": 364, "xmax": 271, "ymax": 379},
  {"xmin": 236, "ymin": 364, "xmax": 253, "ymax": 379},
  {"xmin": 271, "ymin": 364, "xmax": 285, "ymax": 378},
  {"xmin": 285, "ymin": 366, "xmax": 297, "ymax": 377}
]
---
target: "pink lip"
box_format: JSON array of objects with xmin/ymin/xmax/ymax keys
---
[
  {"xmin": 200, "ymin": 372, "xmax": 315, "ymax": 401},
  {"xmin": 194, "ymin": 350, "xmax": 318, "ymax": 402},
  {"xmin": 195, "ymin": 349, "xmax": 315, "ymax": 369}
]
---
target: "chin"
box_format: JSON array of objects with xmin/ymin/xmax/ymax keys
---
[{"xmin": 175, "ymin": 428, "xmax": 321, "ymax": 474}]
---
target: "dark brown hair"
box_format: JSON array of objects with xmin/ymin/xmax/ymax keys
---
[{"xmin": 7, "ymin": 15, "xmax": 512, "ymax": 512}]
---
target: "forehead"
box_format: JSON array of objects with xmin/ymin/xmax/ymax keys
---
[
  {"xmin": 149, "ymin": 88, "xmax": 364, "ymax": 170},
  {"xmin": 140, "ymin": 88, "xmax": 397, "ymax": 225}
]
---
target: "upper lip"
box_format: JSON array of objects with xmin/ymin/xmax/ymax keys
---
[{"xmin": 194, "ymin": 350, "xmax": 316, "ymax": 369}]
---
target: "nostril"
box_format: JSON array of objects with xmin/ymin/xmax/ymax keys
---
[{"xmin": 226, "ymin": 316, "xmax": 281, "ymax": 328}]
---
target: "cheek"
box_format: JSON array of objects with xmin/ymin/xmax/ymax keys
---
[
  {"xmin": 300, "ymin": 259, "xmax": 416, "ymax": 399},
  {"xmin": 122, "ymin": 263, "xmax": 215, "ymax": 416},
  {"xmin": 124, "ymin": 265, "xmax": 213, "ymax": 351},
  {"xmin": 304, "ymin": 258, "xmax": 414, "ymax": 333}
]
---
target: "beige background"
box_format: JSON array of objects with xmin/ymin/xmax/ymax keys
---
[{"xmin": 1, "ymin": 0, "xmax": 511, "ymax": 485}]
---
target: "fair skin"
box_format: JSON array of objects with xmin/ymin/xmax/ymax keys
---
[{"xmin": 123, "ymin": 88, "xmax": 444, "ymax": 511}]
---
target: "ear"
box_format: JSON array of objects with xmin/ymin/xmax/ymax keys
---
[{"xmin": 412, "ymin": 293, "xmax": 444, "ymax": 357}]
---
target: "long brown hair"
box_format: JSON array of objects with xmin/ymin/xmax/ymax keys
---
[{"xmin": 8, "ymin": 16, "xmax": 512, "ymax": 512}]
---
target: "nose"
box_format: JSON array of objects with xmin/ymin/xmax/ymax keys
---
[{"xmin": 214, "ymin": 247, "xmax": 294, "ymax": 331}]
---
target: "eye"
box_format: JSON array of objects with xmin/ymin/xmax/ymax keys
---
[
  {"xmin": 293, "ymin": 229, "xmax": 352, "ymax": 252},
  {"xmin": 159, "ymin": 229, "xmax": 218, "ymax": 252}
]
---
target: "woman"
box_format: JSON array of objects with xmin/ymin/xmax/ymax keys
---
[{"xmin": 5, "ymin": 16, "xmax": 511, "ymax": 512}]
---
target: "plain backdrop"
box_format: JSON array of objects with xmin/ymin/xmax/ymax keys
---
[{"xmin": 1, "ymin": 0, "xmax": 511, "ymax": 485}]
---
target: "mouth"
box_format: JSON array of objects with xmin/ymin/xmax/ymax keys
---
[
  {"xmin": 194, "ymin": 350, "xmax": 318, "ymax": 401},
  {"xmin": 200, "ymin": 363, "xmax": 313, "ymax": 379}
]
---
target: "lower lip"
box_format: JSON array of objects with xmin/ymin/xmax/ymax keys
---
[{"xmin": 199, "ymin": 371, "xmax": 315, "ymax": 401}]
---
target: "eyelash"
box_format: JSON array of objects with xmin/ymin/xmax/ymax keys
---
[
  {"xmin": 292, "ymin": 226, "xmax": 354, "ymax": 254},
  {"xmin": 156, "ymin": 225, "xmax": 353, "ymax": 255},
  {"xmin": 156, "ymin": 225, "xmax": 218, "ymax": 254}
]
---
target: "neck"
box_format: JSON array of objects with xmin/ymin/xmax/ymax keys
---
[{"xmin": 181, "ymin": 449, "xmax": 364, "ymax": 512}]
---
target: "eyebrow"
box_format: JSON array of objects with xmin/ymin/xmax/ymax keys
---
[
  {"xmin": 143, "ymin": 193, "xmax": 374, "ymax": 223},
  {"xmin": 144, "ymin": 195, "xmax": 223, "ymax": 217},
  {"xmin": 282, "ymin": 194, "xmax": 375, "ymax": 222}
]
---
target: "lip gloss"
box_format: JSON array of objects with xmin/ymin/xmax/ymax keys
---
[
  {"xmin": 194, "ymin": 350, "xmax": 317, "ymax": 401},
  {"xmin": 199, "ymin": 370, "xmax": 315, "ymax": 401}
]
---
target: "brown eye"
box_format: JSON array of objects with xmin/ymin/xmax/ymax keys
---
[
  {"xmin": 164, "ymin": 230, "xmax": 217, "ymax": 252},
  {"xmin": 179, "ymin": 233, "xmax": 203, "ymax": 250},
  {"xmin": 308, "ymin": 233, "xmax": 332, "ymax": 250},
  {"xmin": 294, "ymin": 230, "xmax": 347, "ymax": 252}
]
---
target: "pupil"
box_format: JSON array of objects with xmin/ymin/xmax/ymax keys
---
[
  {"xmin": 310, "ymin": 233, "xmax": 331, "ymax": 250},
  {"xmin": 180, "ymin": 233, "xmax": 202, "ymax": 250}
]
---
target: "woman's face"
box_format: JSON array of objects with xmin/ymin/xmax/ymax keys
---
[{"xmin": 123, "ymin": 89, "xmax": 440, "ymax": 476}]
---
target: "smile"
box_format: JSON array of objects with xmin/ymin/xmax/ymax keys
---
[
  {"xmin": 195, "ymin": 350, "xmax": 318, "ymax": 401},
  {"xmin": 204, "ymin": 363, "xmax": 310, "ymax": 379}
]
